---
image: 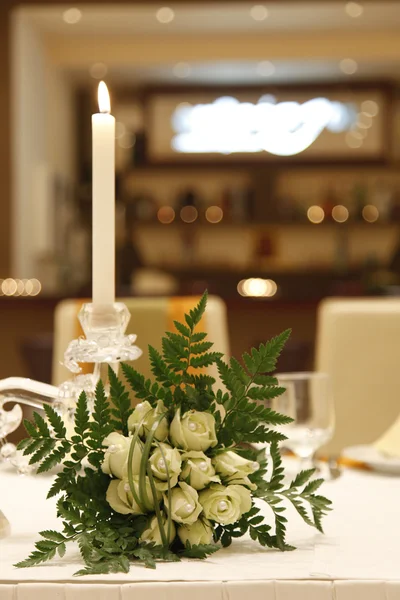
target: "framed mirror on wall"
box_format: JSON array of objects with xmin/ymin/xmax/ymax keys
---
[{"xmin": 142, "ymin": 83, "xmax": 391, "ymax": 164}]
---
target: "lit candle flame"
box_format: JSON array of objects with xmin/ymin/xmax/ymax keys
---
[{"xmin": 98, "ymin": 81, "xmax": 111, "ymax": 114}]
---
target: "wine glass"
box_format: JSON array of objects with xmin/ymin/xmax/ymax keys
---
[{"xmin": 272, "ymin": 372, "xmax": 335, "ymax": 470}]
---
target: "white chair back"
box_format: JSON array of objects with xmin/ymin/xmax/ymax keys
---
[{"xmin": 315, "ymin": 297, "xmax": 400, "ymax": 455}]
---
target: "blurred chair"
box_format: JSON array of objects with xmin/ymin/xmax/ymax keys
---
[
  {"xmin": 315, "ymin": 297, "xmax": 400, "ymax": 455},
  {"xmin": 52, "ymin": 296, "xmax": 229, "ymax": 387}
]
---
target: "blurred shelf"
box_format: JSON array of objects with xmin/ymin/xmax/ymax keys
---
[
  {"xmin": 132, "ymin": 221, "xmax": 400, "ymax": 230},
  {"xmin": 123, "ymin": 156, "xmax": 391, "ymax": 171}
]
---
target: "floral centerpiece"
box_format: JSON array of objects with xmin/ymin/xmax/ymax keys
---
[{"xmin": 16, "ymin": 292, "xmax": 331, "ymax": 575}]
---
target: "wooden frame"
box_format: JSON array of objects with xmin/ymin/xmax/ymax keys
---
[{"xmin": 113, "ymin": 80, "xmax": 395, "ymax": 168}]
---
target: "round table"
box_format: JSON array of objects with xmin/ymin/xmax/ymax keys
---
[{"xmin": 1, "ymin": 463, "xmax": 399, "ymax": 600}]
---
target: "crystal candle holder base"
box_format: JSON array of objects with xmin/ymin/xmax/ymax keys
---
[{"xmin": 63, "ymin": 302, "xmax": 142, "ymax": 375}]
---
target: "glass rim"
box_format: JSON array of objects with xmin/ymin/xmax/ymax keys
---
[{"xmin": 275, "ymin": 371, "xmax": 330, "ymax": 381}]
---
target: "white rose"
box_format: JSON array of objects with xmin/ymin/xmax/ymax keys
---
[
  {"xmin": 178, "ymin": 519, "xmax": 214, "ymax": 546},
  {"xmin": 140, "ymin": 514, "xmax": 176, "ymax": 546},
  {"xmin": 212, "ymin": 450, "xmax": 259, "ymax": 490},
  {"xmin": 127, "ymin": 400, "xmax": 169, "ymax": 441},
  {"xmin": 149, "ymin": 443, "xmax": 182, "ymax": 491},
  {"xmin": 199, "ymin": 484, "xmax": 252, "ymax": 525},
  {"xmin": 165, "ymin": 482, "xmax": 203, "ymax": 525},
  {"xmin": 170, "ymin": 409, "xmax": 217, "ymax": 451},
  {"xmin": 101, "ymin": 432, "xmax": 142, "ymax": 479},
  {"xmin": 106, "ymin": 476, "xmax": 162, "ymax": 515},
  {"xmin": 181, "ymin": 451, "xmax": 220, "ymax": 490}
]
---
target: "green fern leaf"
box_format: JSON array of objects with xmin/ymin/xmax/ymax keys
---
[
  {"xmin": 29, "ymin": 439, "xmax": 56, "ymax": 465},
  {"xmin": 179, "ymin": 543, "xmax": 219, "ymax": 559},
  {"xmin": 229, "ymin": 357, "xmax": 251, "ymax": 384},
  {"xmin": 21, "ymin": 438, "xmax": 46, "ymax": 456},
  {"xmin": 190, "ymin": 341, "xmax": 214, "ymax": 355},
  {"xmin": 33, "ymin": 412, "xmax": 51, "ymax": 437},
  {"xmin": 174, "ymin": 320, "xmax": 191, "ymax": 337},
  {"xmin": 43, "ymin": 404, "xmax": 67, "ymax": 438},
  {"xmin": 149, "ymin": 345, "xmax": 180, "ymax": 386},
  {"xmin": 183, "ymin": 291, "xmax": 208, "ymax": 331},
  {"xmin": 74, "ymin": 392, "xmax": 90, "ymax": 439},
  {"xmin": 108, "ymin": 366, "xmax": 133, "ymax": 434},
  {"xmin": 190, "ymin": 352, "xmax": 223, "ymax": 368}
]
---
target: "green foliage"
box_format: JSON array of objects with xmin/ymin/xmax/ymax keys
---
[
  {"xmin": 215, "ymin": 330, "xmax": 293, "ymax": 447},
  {"xmin": 16, "ymin": 290, "xmax": 331, "ymax": 575},
  {"xmin": 108, "ymin": 367, "xmax": 133, "ymax": 434},
  {"xmin": 215, "ymin": 506, "xmax": 279, "ymax": 549},
  {"xmin": 252, "ymin": 442, "xmax": 332, "ymax": 541},
  {"xmin": 179, "ymin": 542, "xmax": 220, "ymax": 559}
]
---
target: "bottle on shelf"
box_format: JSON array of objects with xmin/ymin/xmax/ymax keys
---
[
  {"xmin": 322, "ymin": 186, "xmax": 338, "ymax": 222},
  {"xmin": 351, "ymin": 182, "xmax": 368, "ymax": 222},
  {"xmin": 177, "ymin": 188, "xmax": 201, "ymax": 223},
  {"xmin": 220, "ymin": 187, "xmax": 233, "ymax": 222},
  {"xmin": 371, "ymin": 179, "xmax": 393, "ymax": 222}
]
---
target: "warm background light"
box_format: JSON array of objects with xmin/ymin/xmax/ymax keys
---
[
  {"xmin": 362, "ymin": 205, "xmax": 379, "ymax": 223},
  {"xmin": 361, "ymin": 100, "xmax": 379, "ymax": 117},
  {"xmin": 89, "ymin": 62, "xmax": 108, "ymax": 80},
  {"xmin": 62, "ymin": 7, "xmax": 82, "ymax": 24},
  {"xmin": 332, "ymin": 205, "xmax": 349, "ymax": 223},
  {"xmin": 156, "ymin": 7, "xmax": 175, "ymax": 23},
  {"xmin": 250, "ymin": 5, "xmax": 269, "ymax": 21},
  {"xmin": 173, "ymin": 62, "xmax": 191, "ymax": 79},
  {"xmin": 345, "ymin": 2, "xmax": 364, "ymax": 18},
  {"xmin": 157, "ymin": 206, "xmax": 175, "ymax": 224},
  {"xmin": 237, "ymin": 278, "xmax": 278, "ymax": 297},
  {"xmin": 340, "ymin": 58, "xmax": 358, "ymax": 75},
  {"xmin": 205, "ymin": 206, "xmax": 223, "ymax": 224},
  {"xmin": 180, "ymin": 206, "xmax": 198, "ymax": 223},
  {"xmin": 0, "ymin": 278, "xmax": 42, "ymax": 297},
  {"xmin": 346, "ymin": 131, "xmax": 363, "ymax": 148},
  {"xmin": 256, "ymin": 61, "xmax": 275, "ymax": 77},
  {"xmin": 307, "ymin": 206, "xmax": 325, "ymax": 224}
]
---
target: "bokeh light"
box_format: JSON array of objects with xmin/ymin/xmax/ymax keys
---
[
  {"xmin": 250, "ymin": 5, "xmax": 269, "ymax": 21},
  {"xmin": 89, "ymin": 63, "xmax": 108, "ymax": 79},
  {"xmin": 205, "ymin": 206, "xmax": 223, "ymax": 224},
  {"xmin": 180, "ymin": 206, "xmax": 198, "ymax": 223},
  {"xmin": 340, "ymin": 58, "xmax": 358, "ymax": 75},
  {"xmin": 0, "ymin": 278, "xmax": 42, "ymax": 297},
  {"xmin": 307, "ymin": 206, "xmax": 325, "ymax": 224},
  {"xmin": 345, "ymin": 2, "xmax": 364, "ymax": 18},
  {"xmin": 173, "ymin": 62, "xmax": 191, "ymax": 78},
  {"xmin": 346, "ymin": 131, "xmax": 363, "ymax": 148},
  {"xmin": 157, "ymin": 206, "xmax": 176, "ymax": 224},
  {"xmin": 62, "ymin": 8, "xmax": 82, "ymax": 24},
  {"xmin": 332, "ymin": 205, "xmax": 349, "ymax": 223},
  {"xmin": 362, "ymin": 205, "xmax": 379, "ymax": 223},
  {"xmin": 256, "ymin": 61, "xmax": 275, "ymax": 77},
  {"xmin": 156, "ymin": 7, "xmax": 175, "ymax": 23},
  {"xmin": 237, "ymin": 278, "xmax": 278, "ymax": 298},
  {"xmin": 361, "ymin": 100, "xmax": 379, "ymax": 117}
]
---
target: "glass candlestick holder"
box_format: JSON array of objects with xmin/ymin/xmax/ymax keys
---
[
  {"xmin": 0, "ymin": 302, "xmax": 142, "ymax": 478},
  {"xmin": 63, "ymin": 302, "xmax": 142, "ymax": 392}
]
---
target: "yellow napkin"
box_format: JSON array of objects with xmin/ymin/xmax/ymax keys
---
[{"xmin": 374, "ymin": 413, "xmax": 400, "ymax": 458}]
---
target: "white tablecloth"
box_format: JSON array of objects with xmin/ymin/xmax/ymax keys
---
[{"xmin": 1, "ymin": 463, "xmax": 400, "ymax": 599}]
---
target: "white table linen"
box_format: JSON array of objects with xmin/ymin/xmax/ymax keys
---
[{"xmin": 1, "ymin": 463, "xmax": 400, "ymax": 599}]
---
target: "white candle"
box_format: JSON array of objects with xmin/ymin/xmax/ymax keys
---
[{"xmin": 92, "ymin": 81, "xmax": 115, "ymax": 307}]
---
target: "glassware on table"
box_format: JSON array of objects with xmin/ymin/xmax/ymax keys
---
[{"xmin": 273, "ymin": 372, "xmax": 334, "ymax": 469}]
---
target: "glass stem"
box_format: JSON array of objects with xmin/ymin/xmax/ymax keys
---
[{"xmin": 300, "ymin": 453, "xmax": 316, "ymax": 472}]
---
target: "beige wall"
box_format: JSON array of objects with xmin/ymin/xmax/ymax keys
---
[
  {"xmin": 11, "ymin": 8, "xmax": 77, "ymax": 278},
  {"xmin": 0, "ymin": 3, "xmax": 11, "ymax": 276}
]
